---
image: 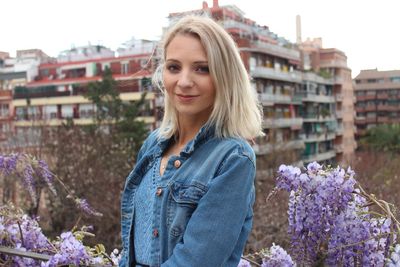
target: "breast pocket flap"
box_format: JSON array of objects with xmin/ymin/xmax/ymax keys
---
[{"xmin": 169, "ymin": 182, "xmax": 207, "ymax": 205}]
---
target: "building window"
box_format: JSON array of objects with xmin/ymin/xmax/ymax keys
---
[
  {"xmin": 0, "ymin": 104, "xmax": 9, "ymax": 117},
  {"xmin": 121, "ymin": 62, "xmax": 129, "ymax": 74},
  {"xmin": 102, "ymin": 63, "xmax": 110, "ymax": 71},
  {"xmin": 391, "ymin": 77, "xmax": 400, "ymax": 83}
]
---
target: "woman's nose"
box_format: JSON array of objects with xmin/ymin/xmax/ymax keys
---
[{"xmin": 177, "ymin": 71, "xmax": 194, "ymax": 88}]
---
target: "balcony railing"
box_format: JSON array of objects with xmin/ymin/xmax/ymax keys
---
[
  {"xmin": 263, "ymin": 117, "xmax": 303, "ymax": 128},
  {"xmin": 319, "ymin": 59, "xmax": 348, "ymax": 69},
  {"xmin": 259, "ymin": 93, "xmax": 292, "ymax": 105},
  {"xmin": 336, "ymin": 127, "xmax": 344, "ymax": 135},
  {"xmin": 377, "ymin": 93, "xmax": 389, "ymax": 99},
  {"xmin": 364, "ymin": 105, "xmax": 377, "ymax": 112},
  {"xmin": 250, "ymin": 41, "xmax": 300, "ymax": 60},
  {"xmin": 303, "ymin": 150, "xmax": 336, "ymax": 163},
  {"xmin": 253, "ymin": 139, "xmax": 305, "ymax": 155},
  {"xmin": 334, "ymin": 76, "xmax": 344, "ymax": 84},
  {"xmin": 251, "ymin": 67, "xmax": 302, "ymax": 83},
  {"xmin": 377, "ymin": 116, "xmax": 389, "ymax": 123},
  {"xmin": 13, "ymin": 116, "xmax": 156, "ymax": 127},
  {"xmin": 336, "ymin": 110, "xmax": 343, "ymax": 118},
  {"xmin": 302, "ymin": 93, "xmax": 335, "ymax": 103},
  {"xmin": 303, "ymin": 132, "xmax": 336, "ymax": 143},
  {"xmin": 302, "ymin": 115, "xmax": 336, "ymax": 122},
  {"xmin": 335, "ymin": 94, "xmax": 344, "ymax": 102},
  {"xmin": 0, "ymin": 90, "xmax": 12, "ymax": 100},
  {"xmin": 302, "ymin": 72, "xmax": 334, "ymax": 84}
]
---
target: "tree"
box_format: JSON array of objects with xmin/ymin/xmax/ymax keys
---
[
  {"xmin": 44, "ymin": 69, "xmax": 149, "ymax": 250},
  {"xmin": 360, "ymin": 123, "xmax": 400, "ymax": 153}
]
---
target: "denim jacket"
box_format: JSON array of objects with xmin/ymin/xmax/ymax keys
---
[{"xmin": 120, "ymin": 126, "xmax": 256, "ymax": 267}]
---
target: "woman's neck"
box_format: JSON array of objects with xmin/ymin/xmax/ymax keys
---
[{"xmin": 175, "ymin": 116, "xmax": 207, "ymax": 147}]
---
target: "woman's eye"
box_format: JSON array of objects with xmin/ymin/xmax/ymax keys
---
[
  {"xmin": 195, "ymin": 66, "xmax": 209, "ymax": 73},
  {"xmin": 166, "ymin": 64, "xmax": 180, "ymax": 72}
]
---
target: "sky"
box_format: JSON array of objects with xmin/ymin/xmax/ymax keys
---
[{"xmin": 2, "ymin": 0, "xmax": 399, "ymax": 77}]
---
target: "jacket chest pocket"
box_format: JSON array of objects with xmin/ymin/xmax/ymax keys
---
[{"xmin": 167, "ymin": 182, "xmax": 207, "ymax": 238}]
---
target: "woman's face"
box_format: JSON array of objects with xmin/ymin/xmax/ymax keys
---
[{"xmin": 163, "ymin": 34, "xmax": 216, "ymax": 124}]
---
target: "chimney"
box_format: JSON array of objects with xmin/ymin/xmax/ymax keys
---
[
  {"xmin": 296, "ymin": 15, "xmax": 302, "ymax": 45},
  {"xmin": 202, "ymin": 1, "xmax": 209, "ymax": 9},
  {"xmin": 213, "ymin": 0, "xmax": 219, "ymax": 8}
]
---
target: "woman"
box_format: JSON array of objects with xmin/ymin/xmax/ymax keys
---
[{"xmin": 120, "ymin": 15, "xmax": 264, "ymax": 267}]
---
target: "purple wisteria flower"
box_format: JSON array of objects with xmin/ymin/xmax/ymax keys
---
[
  {"xmin": 386, "ymin": 244, "xmax": 400, "ymax": 267},
  {"xmin": 41, "ymin": 231, "xmax": 90, "ymax": 267},
  {"xmin": 261, "ymin": 244, "xmax": 296, "ymax": 267},
  {"xmin": 237, "ymin": 258, "xmax": 252, "ymax": 267},
  {"xmin": 0, "ymin": 153, "xmax": 58, "ymax": 205},
  {"xmin": 73, "ymin": 197, "xmax": 103, "ymax": 217},
  {"xmin": 275, "ymin": 162, "xmax": 394, "ymax": 266}
]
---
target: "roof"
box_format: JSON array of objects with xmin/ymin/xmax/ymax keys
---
[
  {"xmin": 355, "ymin": 69, "xmax": 400, "ymax": 79},
  {"xmin": 39, "ymin": 53, "xmax": 152, "ymax": 69}
]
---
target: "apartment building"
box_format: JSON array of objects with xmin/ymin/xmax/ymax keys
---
[
  {"xmin": 5, "ymin": 43, "xmax": 157, "ymax": 149},
  {"xmin": 0, "ymin": 49, "xmax": 53, "ymax": 147},
  {"xmin": 300, "ymin": 38, "xmax": 356, "ymax": 164},
  {"xmin": 167, "ymin": 0, "xmax": 356, "ymax": 165},
  {"xmin": 354, "ymin": 69, "xmax": 400, "ymax": 137}
]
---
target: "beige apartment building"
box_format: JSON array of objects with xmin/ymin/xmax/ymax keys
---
[
  {"xmin": 354, "ymin": 69, "xmax": 400, "ymax": 137},
  {"xmin": 300, "ymin": 38, "xmax": 356, "ymax": 164}
]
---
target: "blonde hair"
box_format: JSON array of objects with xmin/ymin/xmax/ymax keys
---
[{"xmin": 153, "ymin": 15, "xmax": 264, "ymax": 140}]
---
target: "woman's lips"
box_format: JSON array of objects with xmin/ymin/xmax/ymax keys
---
[{"xmin": 176, "ymin": 94, "xmax": 199, "ymax": 102}]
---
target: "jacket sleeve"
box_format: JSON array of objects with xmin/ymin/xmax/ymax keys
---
[{"xmin": 161, "ymin": 152, "xmax": 256, "ymax": 267}]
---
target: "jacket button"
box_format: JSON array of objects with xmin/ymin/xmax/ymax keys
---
[
  {"xmin": 156, "ymin": 188, "xmax": 163, "ymax": 196},
  {"xmin": 153, "ymin": 228, "xmax": 159, "ymax": 237},
  {"xmin": 174, "ymin": 160, "xmax": 181, "ymax": 168}
]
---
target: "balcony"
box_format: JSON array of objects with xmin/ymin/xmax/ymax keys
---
[
  {"xmin": 356, "ymin": 128, "xmax": 367, "ymax": 136},
  {"xmin": 365, "ymin": 94, "xmax": 377, "ymax": 100},
  {"xmin": 302, "ymin": 114, "xmax": 336, "ymax": 122},
  {"xmin": 377, "ymin": 93, "xmax": 389, "ymax": 99},
  {"xmin": 302, "ymin": 93, "xmax": 335, "ymax": 103},
  {"xmin": 263, "ymin": 117, "xmax": 303, "ymax": 129},
  {"xmin": 303, "ymin": 132, "xmax": 336, "ymax": 143},
  {"xmin": 389, "ymin": 117, "xmax": 400, "ymax": 123},
  {"xmin": 335, "ymin": 110, "xmax": 343, "ymax": 118},
  {"xmin": 334, "ymin": 76, "xmax": 344, "ymax": 84},
  {"xmin": 377, "ymin": 116, "xmax": 389, "ymax": 123},
  {"xmin": 364, "ymin": 105, "xmax": 377, "ymax": 112},
  {"xmin": 253, "ymin": 139, "xmax": 305, "ymax": 155},
  {"xmin": 302, "ymin": 72, "xmax": 334, "ymax": 84},
  {"xmin": 336, "ymin": 126, "xmax": 344, "ymax": 135},
  {"xmin": 259, "ymin": 93, "xmax": 292, "ymax": 105},
  {"xmin": 303, "ymin": 150, "xmax": 336, "ymax": 163},
  {"xmin": 250, "ymin": 41, "xmax": 300, "ymax": 61},
  {"xmin": 355, "ymin": 106, "xmax": 365, "ymax": 113},
  {"xmin": 355, "ymin": 116, "xmax": 366, "ymax": 124},
  {"xmin": 221, "ymin": 20, "xmax": 256, "ymax": 34},
  {"xmin": 251, "ymin": 66, "xmax": 302, "ymax": 83},
  {"xmin": 335, "ymin": 94, "xmax": 344, "ymax": 102},
  {"xmin": 335, "ymin": 144, "xmax": 344, "ymax": 153},
  {"xmin": 365, "ymin": 117, "xmax": 377, "ymax": 123},
  {"xmin": 319, "ymin": 59, "xmax": 348, "ymax": 69},
  {"xmin": 0, "ymin": 90, "xmax": 12, "ymax": 100},
  {"xmin": 14, "ymin": 116, "xmax": 155, "ymax": 127}
]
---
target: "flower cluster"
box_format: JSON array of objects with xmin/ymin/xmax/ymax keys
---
[
  {"xmin": 261, "ymin": 244, "xmax": 295, "ymax": 267},
  {"xmin": 0, "ymin": 153, "xmax": 102, "ymax": 217},
  {"xmin": 276, "ymin": 162, "xmax": 398, "ymax": 266},
  {"xmin": 239, "ymin": 244, "xmax": 295, "ymax": 267},
  {"xmin": 0, "ymin": 205, "xmax": 114, "ymax": 266},
  {"xmin": 386, "ymin": 244, "xmax": 400, "ymax": 266},
  {"xmin": 0, "ymin": 153, "xmax": 56, "ymax": 206}
]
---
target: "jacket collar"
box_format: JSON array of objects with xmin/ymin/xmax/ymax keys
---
[{"xmin": 156, "ymin": 124, "xmax": 216, "ymax": 157}]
